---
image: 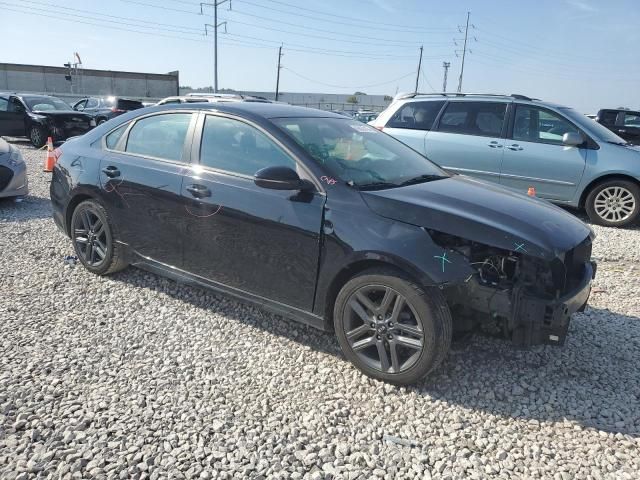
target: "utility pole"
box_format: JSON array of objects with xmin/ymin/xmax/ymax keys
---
[
  {"xmin": 202, "ymin": 0, "xmax": 231, "ymax": 93},
  {"xmin": 275, "ymin": 45, "xmax": 283, "ymax": 101},
  {"xmin": 414, "ymin": 45, "xmax": 423, "ymax": 94},
  {"xmin": 442, "ymin": 62, "xmax": 450, "ymax": 92},
  {"xmin": 457, "ymin": 11, "xmax": 470, "ymax": 93}
]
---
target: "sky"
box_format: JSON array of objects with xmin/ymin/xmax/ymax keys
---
[{"xmin": 1, "ymin": 0, "xmax": 639, "ymax": 113}]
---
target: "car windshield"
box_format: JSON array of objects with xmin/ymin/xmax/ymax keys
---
[
  {"xmin": 559, "ymin": 107, "xmax": 628, "ymax": 144},
  {"xmin": 24, "ymin": 96, "xmax": 70, "ymax": 111},
  {"xmin": 273, "ymin": 117, "xmax": 447, "ymax": 189}
]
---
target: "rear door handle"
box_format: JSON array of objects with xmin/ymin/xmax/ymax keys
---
[
  {"xmin": 186, "ymin": 184, "xmax": 212, "ymax": 199},
  {"xmin": 488, "ymin": 141, "xmax": 503, "ymax": 148},
  {"xmin": 101, "ymin": 166, "xmax": 121, "ymax": 178},
  {"xmin": 506, "ymin": 144, "xmax": 523, "ymax": 151}
]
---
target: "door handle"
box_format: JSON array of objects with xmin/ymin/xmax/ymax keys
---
[
  {"xmin": 101, "ymin": 166, "xmax": 121, "ymax": 178},
  {"xmin": 186, "ymin": 184, "xmax": 212, "ymax": 199},
  {"xmin": 488, "ymin": 141, "xmax": 503, "ymax": 148},
  {"xmin": 506, "ymin": 144, "xmax": 523, "ymax": 151}
]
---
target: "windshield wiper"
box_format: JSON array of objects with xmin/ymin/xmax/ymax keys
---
[
  {"xmin": 356, "ymin": 181, "xmax": 399, "ymax": 191},
  {"xmin": 398, "ymin": 174, "xmax": 447, "ymax": 186}
]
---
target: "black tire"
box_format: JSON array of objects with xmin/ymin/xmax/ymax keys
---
[
  {"xmin": 70, "ymin": 199, "xmax": 128, "ymax": 275},
  {"xmin": 334, "ymin": 268, "xmax": 452, "ymax": 385},
  {"xmin": 29, "ymin": 125, "xmax": 47, "ymax": 148},
  {"xmin": 585, "ymin": 179, "xmax": 640, "ymax": 227},
  {"xmin": 97, "ymin": 118, "xmax": 107, "ymax": 125}
]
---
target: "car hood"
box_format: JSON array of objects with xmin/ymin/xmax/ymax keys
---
[
  {"xmin": 31, "ymin": 110, "xmax": 93, "ymax": 120},
  {"xmin": 361, "ymin": 175, "xmax": 593, "ymax": 260}
]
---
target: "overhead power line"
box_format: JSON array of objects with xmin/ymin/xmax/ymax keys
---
[{"xmin": 282, "ymin": 67, "xmax": 416, "ymax": 89}]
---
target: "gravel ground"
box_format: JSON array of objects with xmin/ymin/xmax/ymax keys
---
[{"xmin": 1, "ymin": 140, "xmax": 639, "ymax": 480}]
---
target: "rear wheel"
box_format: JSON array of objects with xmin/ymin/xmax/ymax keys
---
[
  {"xmin": 97, "ymin": 118, "xmax": 107, "ymax": 125},
  {"xmin": 29, "ymin": 125, "xmax": 46, "ymax": 148},
  {"xmin": 71, "ymin": 200, "xmax": 128, "ymax": 275},
  {"xmin": 334, "ymin": 268, "xmax": 452, "ymax": 385},
  {"xmin": 585, "ymin": 179, "xmax": 640, "ymax": 227}
]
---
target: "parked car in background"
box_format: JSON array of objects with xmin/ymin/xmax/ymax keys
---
[
  {"xmin": 371, "ymin": 93, "xmax": 640, "ymax": 227},
  {"xmin": 354, "ymin": 110, "xmax": 378, "ymax": 123},
  {"xmin": 0, "ymin": 137, "xmax": 28, "ymax": 198},
  {"xmin": 595, "ymin": 108, "xmax": 640, "ymax": 144},
  {"xmin": 50, "ymin": 103, "xmax": 595, "ymax": 384},
  {"xmin": 0, "ymin": 93, "xmax": 96, "ymax": 147},
  {"xmin": 72, "ymin": 96, "xmax": 144, "ymax": 125}
]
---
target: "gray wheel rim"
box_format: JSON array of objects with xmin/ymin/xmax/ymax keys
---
[
  {"xmin": 343, "ymin": 285, "xmax": 424, "ymax": 374},
  {"xmin": 594, "ymin": 186, "xmax": 636, "ymax": 223},
  {"xmin": 73, "ymin": 208, "xmax": 108, "ymax": 266},
  {"xmin": 31, "ymin": 128, "xmax": 42, "ymax": 145}
]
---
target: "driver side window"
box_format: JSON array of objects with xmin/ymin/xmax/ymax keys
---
[
  {"xmin": 74, "ymin": 100, "xmax": 86, "ymax": 111},
  {"xmin": 200, "ymin": 115, "xmax": 296, "ymax": 177},
  {"xmin": 513, "ymin": 105, "xmax": 579, "ymax": 145}
]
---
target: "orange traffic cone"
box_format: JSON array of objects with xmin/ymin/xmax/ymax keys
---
[
  {"xmin": 43, "ymin": 137, "xmax": 55, "ymax": 172},
  {"xmin": 527, "ymin": 186, "xmax": 536, "ymax": 197}
]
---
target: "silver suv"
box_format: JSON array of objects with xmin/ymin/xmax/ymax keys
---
[{"xmin": 371, "ymin": 93, "xmax": 640, "ymax": 227}]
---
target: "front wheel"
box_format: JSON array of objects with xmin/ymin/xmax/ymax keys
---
[
  {"xmin": 334, "ymin": 268, "xmax": 452, "ymax": 385},
  {"xmin": 71, "ymin": 200, "xmax": 128, "ymax": 275},
  {"xmin": 585, "ymin": 179, "xmax": 640, "ymax": 227},
  {"xmin": 29, "ymin": 125, "xmax": 47, "ymax": 148}
]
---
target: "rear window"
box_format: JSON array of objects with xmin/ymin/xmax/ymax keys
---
[
  {"xmin": 386, "ymin": 101, "xmax": 444, "ymax": 131},
  {"xmin": 125, "ymin": 113, "xmax": 192, "ymax": 161},
  {"xmin": 437, "ymin": 101, "xmax": 507, "ymax": 137},
  {"xmin": 116, "ymin": 99, "xmax": 143, "ymax": 110}
]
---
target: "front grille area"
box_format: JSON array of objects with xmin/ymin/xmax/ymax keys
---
[
  {"xmin": 563, "ymin": 236, "xmax": 592, "ymax": 292},
  {"xmin": 0, "ymin": 165, "xmax": 14, "ymax": 192}
]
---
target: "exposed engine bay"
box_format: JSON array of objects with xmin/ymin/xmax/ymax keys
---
[{"xmin": 429, "ymin": 230, "xmax": 596, "ymax": 346}]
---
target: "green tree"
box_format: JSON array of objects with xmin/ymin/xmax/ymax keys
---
[{"xmin": 346, "ymin": 95, "xmax": 358, "ymax": 104}]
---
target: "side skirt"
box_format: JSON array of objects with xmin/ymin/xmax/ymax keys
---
[{"xmin": 125, "ymin": 247, "xmax": 328, "ymax": 332}]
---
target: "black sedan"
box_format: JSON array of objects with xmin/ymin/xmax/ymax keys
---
[
  {"xmin": 50, "ymin": 103, "xmax": 596, "ymax": 385},
  {"xmin": 0, "ymin": 94, "xmax": 96, "ymax": 147}
]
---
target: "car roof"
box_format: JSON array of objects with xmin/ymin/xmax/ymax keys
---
[
  {"xmin": 147, "ymin": 102, "xmax": 346, "ymax": 119},
  {"xmin": 396, "ymin": 93, "xmax": 572, "ymax": 110}
]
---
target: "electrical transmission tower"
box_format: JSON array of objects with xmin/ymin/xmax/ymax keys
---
[
  {"xmin": 442, "ymin": 62, "xmax": 450, "ymax": 92},
  {"xmin": 275, "ymin": 45, "xmax": 283, "ymax": 101},
  {"xmin": 455, "ymin": 11, "xmax": 476, "ymax": 93}
]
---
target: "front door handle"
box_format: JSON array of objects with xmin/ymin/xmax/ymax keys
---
[
  {"xmin": 186, "ymin": 184, "xmax": 212, "ymax": 199},
  {"xmin": 488, "ymin": 141, "xmax": 503, "ymax": 148},
  {"xmin": 506, "ymin": 144, "xmax": 523, "ymax": 151},
  {"xmin": 101, "ymin": 166, "xmax": 121, "ymax": 178}
]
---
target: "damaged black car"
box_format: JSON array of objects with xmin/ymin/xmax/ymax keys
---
[{"xmin": 50, "ymin": 104, "xmax": 596, "ymax": 385}]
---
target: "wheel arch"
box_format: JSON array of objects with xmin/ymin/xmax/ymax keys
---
[
  {"xmin": 580, "ymin": 174, "xmax": 640, "ymax": 207},
  {"xmin": 321, "ymin": 256, "xmax": 430, "ymax": 331},
  {"xmin": 65, "ymin": 193, "xmax": 96, "ymax": 236}
]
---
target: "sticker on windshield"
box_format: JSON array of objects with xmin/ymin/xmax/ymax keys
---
[{"xmin": 350, "ymin": 123, "xmax": 375, "ymax": 133}]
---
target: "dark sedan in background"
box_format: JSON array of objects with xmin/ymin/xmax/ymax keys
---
[
  {"xmin": 0, "ymin": 94, "xmax": 96, "ymax": 147},
  {"xmin": 596, "ymin": 108, "xmax": 640, "ymax": 144},
  {"xmin": 72, "ymin": 96, "xmax": 144, "ymax": 125},
  {"xmin": 50, "ymin": 103, "xmax": 595, "ymax": 384}
]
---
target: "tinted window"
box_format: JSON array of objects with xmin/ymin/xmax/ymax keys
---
[
  {"xmin": 0, "ymin": 97, "xmax": 8, "ymax": 112},
  {"xmin": 624, "ymin": 113, "xmax": 640, "ymax": 127},
  {"xmin": 126, "ymin": 113, "xmax": 192, "ymax": 161},
  {"xmin": 8, "ymin": 98, "xmax": 25, "ymax": 113},
  {"xmin": 437, "ymin": 101, "xmax": 506, "ymax": 137},
  {"xmin": 105, "ymin": 123, "xmax": 128, "ymax": 150},
  {"xmin": 599, "ymin": 111, "xmax": 617, "ymax": 125},
  {"xmin": 513, "ymin": 105, "xmax": 579, "ymax": 145},
  {"xmin": 273, "ymin": 117, "xmax": 446, "ymax": 188},
  {"xmin": 200, "ymin": 116, "xmax": 296, "ymax": 176},
  {"xmin": 116, "ymin": 99, "xmax": 143, "ymax": 110},
  {"xmin": 386, "ymin": 101, "xmax": 444, "ymax": 130},
  {"xmin": 86, "ymin": 98, "xmax": 99, "ymax": 109}
]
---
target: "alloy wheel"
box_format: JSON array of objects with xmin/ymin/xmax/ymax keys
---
[
  {"xmin": 30, "ymin": 128, "xmax": 42, "ymax": 146},
  {"xmin": 594, "ymin": 186, "xmax": 636, "ymax": 223},
  {"xmin": 342, "ymin": 285, "xmax": 424, "ymax": 374},
  {"xmin": 73, "ymin": 208, "xmax": 108, "ymax": 266}
]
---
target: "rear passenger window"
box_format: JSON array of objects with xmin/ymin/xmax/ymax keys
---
[
  {"xmin": 200, "ymin": 115, "xmax": 296, "ymax": 176},
  {"xmin": 125, "ymin": 113, "xmax": 192, "ymax": 161},
  {"xmin": 437, "ymin": 102, "xmax": 507, "ymax": 137},
  {"xmin": 105, "ymin": 123, "xmax": 128, "ymax": 150},
  {"xmin": 385, "ymin": 101, "xmax": 444, "ymax": 130}
]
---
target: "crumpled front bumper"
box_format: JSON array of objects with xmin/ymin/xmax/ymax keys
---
[
  {"xmin": 0, "ymin": 161, "xmax": 28, "ymax": 198},
  {"xmin": 511, "ymin": 261, "xmax": 597, "ymax": 346}
]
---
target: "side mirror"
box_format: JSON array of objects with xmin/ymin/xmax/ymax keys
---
[
  {"xmin": 563, "ymin": 132, "xmax": 584, "ymax": 147},
  {"xmin": 254, "ymin": 166, "xmax": 311, "ymax": 191}
]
